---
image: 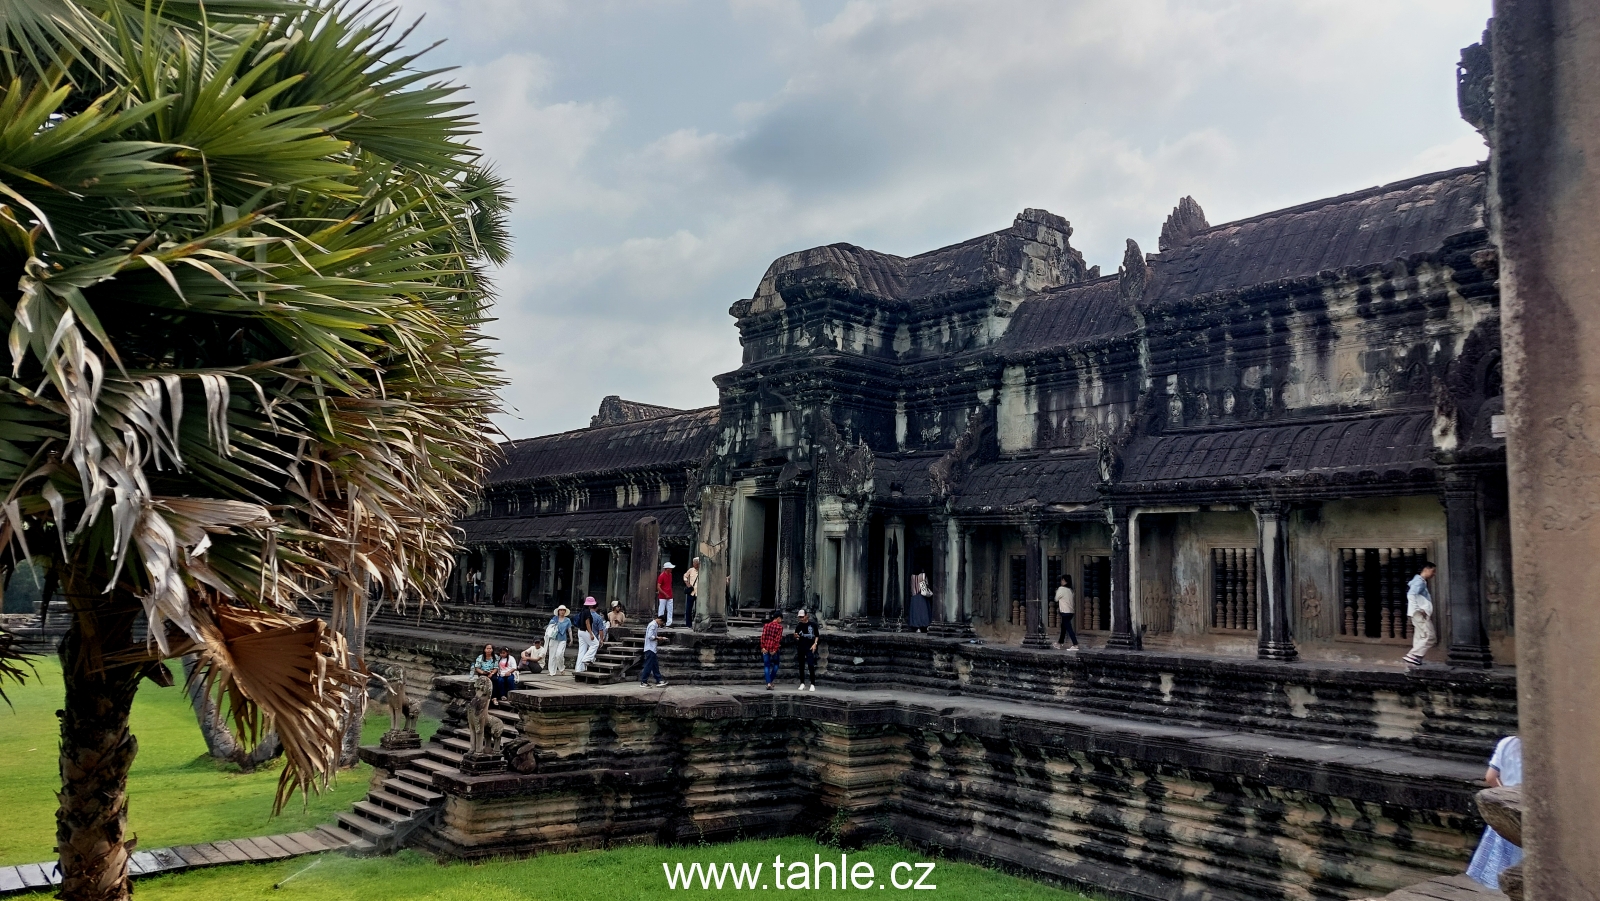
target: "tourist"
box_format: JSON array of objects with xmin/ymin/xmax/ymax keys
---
[
  {"xmin": 469, "ymin": 569, "xmax": 483, "ymax": 604},
  {"xmin": 546, "ymin": 605, "xmax": 571, "ymax": 675},
  {"xmin": 492, "ymin": 646, "xmax": 519, "ymax": 705},
  {"xmin": 607, "ymin": 600, "xmax": 627, "ymax": 629},
  {"xmin": 575, "ymin": 596, "xmax": 600, "ymax": 673},
  {"xmin": 1402, "ymin": 561, "xmax": 1438, "ymax": 667},
  {"xmin": 794, "ymin": 608, "xmax": 820, "ymax": 691},
  {"xmin": 684, "ymin": 557, "xmax": 700, "ymax": 628},
  {"xmin": 639, "ymin": 613, "xmax": 667, "ymax": 687},
  {"xmin": 469, "ymin": 643, "xmax": 497, "ymax": 679},
  {"xmin": 520, "ymin": 638, "xmax": 546, "ymax": 674},
  {"xmin": 657, "ymin": 561, "xmax": 676, "ymax": 626},
  {"xmin": 1055, "ymin": 575, "xmax": 1079, "ymax": 650},
  {"xmin": 1467, "ymin": 735, "xmax": 1523, "ymax": 888},
  {"xmin": 908, "ymin": 571, "xmax": 932, "ymax": 632},
  {"xmin": 760, "ymin": 610, "xmax": 784, "ymax": 690}
]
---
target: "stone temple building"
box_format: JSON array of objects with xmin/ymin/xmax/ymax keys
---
[
  {"xmin": 346, "ymin": 37, "xmax": 1524, "ymax": 901},
  {"xmin": 454, "ymin": 164, "xmax": 1511, "ymax": 668}
]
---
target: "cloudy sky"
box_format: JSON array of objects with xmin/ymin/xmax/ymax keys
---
[{"xmin": 389, "ymin": 0, "xmax": 1493, "ymax": 440}]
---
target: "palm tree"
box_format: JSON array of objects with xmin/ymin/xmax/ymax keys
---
[{"xmin": 0, "ymin": 2, "xmax": 509, "ymax": 898}]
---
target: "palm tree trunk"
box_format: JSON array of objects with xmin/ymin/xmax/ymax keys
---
[{"xmin": 56, "ymin": 583, "xmax": 144, "ymax": 901}]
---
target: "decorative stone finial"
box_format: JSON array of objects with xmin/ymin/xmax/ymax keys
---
[
  {"xmin": 1118, "ymin": 239, "xmax": 1149, "ymax": 306},
  {"xmin": 1159, "ymin": 196, "xmax": 1209, "ymax": 252}
]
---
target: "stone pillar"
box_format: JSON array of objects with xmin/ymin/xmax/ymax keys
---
[
  {"xmin": 539, "ymin": 545, "xmax": 555, "ymax": 609},
  {"xmin": 694, "ymin": 486, "xmax": 733, "ymax": 633},
  {"xmin": 840, "ymin": 508, "xmax": 870, "ymax": 627},
  {"xmin": 574, "ymin": 548, "xmax": 591, "ymax": 604},
  {"xmin": 509, "ymin": 549, "xmax": 525, "ymax": 606},
  {"xmin": 1254, "ymin": 501, "xmax": 1297, "ymax": 661},
  {"xmin": 1443, "ymin": 471, "xmax": 1493, "ymax": 667},
  {"xmin": 481, "ymin": 550, "xmax": 497, "ymax": 607},
  {"xmin": 629, "ymin": 516, "xmax": 660, "ymax": 617},
  {"xmin": 929, "ymin": 512, "xmax": 949, "ymax": 623},
  {"xmin": 1021, "ymin": 519, "xmax": 1051, "ymax": 649},
  {"xmin": 452, "ymin": 552, "xmax": 468, "ymax": 603},
  {"xmin": 1492, "ymin": 4, "xmax": 1600, "ymax": 893},
  {"xmin": 881, "ymin": 515, "xmax": 906, "ymax": 630},
  {"xmin": 776, "ymin": 483, "xmax": 806, "ymax": 611},
  {"xmin": 1106, "ymin": 505, "xmax": 1138, "ymax": 650},
  {"xmin": 956, "ymin": 524, "xmax": 971, "ymax": 626}
]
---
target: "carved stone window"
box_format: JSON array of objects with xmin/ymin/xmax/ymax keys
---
[
  {"xmin": 1339, "ymin": 548, "xmax": 1427, "ymax": 640},
  {"xmin": 1210, "ymin": 548, "xmax": 1258, "ymax": 632},
  {"xmin": 1080, "ymin": 555, "xmax": 1111, "ymax": 631}
]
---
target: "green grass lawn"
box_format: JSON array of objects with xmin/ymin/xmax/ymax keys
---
[
  {"xmin": 41, "ymin": 840, "xmax": 1096, "ymax": 900},
  {"xmin": 0, "ymin": 656, "xmax": 437, "ymax": 866}
]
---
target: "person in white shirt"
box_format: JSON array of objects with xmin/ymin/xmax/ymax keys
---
[
  {"xmin": 1466, "ymin": 736, "xmax": 1523, "ymax": 888},
  {"xmin": 1402, "ymin": 561, "xmax": 1438, "ymax": 667},
  {"xmin": 1055, "ymin": 576, "xmax": 1079, "ymax": 650},
  {"xmin": 683, "ymin": 558, "xmax": 700, "ymax": 629}
]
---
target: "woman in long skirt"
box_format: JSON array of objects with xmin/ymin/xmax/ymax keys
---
[
  {"xmin": 1466, "ymin": 735, "xmax": 1523, "ymax": 889},
  {"xmin": 907, "ymin": 572, "xmax": 932, "ymax": 632}
]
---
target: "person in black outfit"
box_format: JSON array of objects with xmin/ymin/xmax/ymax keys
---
[{"xmin": 793, "ymin": 609, "xmax": 821, "ymax": 691}]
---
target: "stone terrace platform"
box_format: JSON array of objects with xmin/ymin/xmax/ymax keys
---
[{"xmin": 390, "ymin": 678, "xmax": 1498, "ymax": 901}]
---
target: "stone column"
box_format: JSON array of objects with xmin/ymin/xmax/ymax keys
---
[
  {"xmin": 1021, "ymin": 519, "xmax": 1051, "ymax": 649},
  {"xmin": 881, "ymin": 515, "xmax": 906, "ymax": 630},
  {"xmin": 629, "ymin": 516, "xmax": 661, "ymax": 617},
  {"xmin": 1106, "ymin": 505, "xmax": 1139, "ymax": 649},
  {"xmin": 1492, "ymin": 4, "xmax": 1600, "ymax": 893},
  {"xmin": 452, "ymin": 552, "xmax": 468, "ymax": 603},
  {"xmin": 1254, "ymin": 501, "xmax": 1297, "ymax": 661},
  {"xmin": 694, "ymin": 486, "xmax": 733, "ymax": 633},
  {"xmin": 929, "ymin": 512, "xmax": 949, "ymax": 624},
  {"xmin": 574, "ymin": 548, "xmax": 591, "ymax": 604},
  {"xmin": 956, "ymin": 524, "xmax": 971, "ymax": 626},
  {"xmin": 509, "ymin": 549, "xmax": 525, "ymax": 606},
  {"xmin": 1444, "ymin": 471, "xmax": 1493, "ymax": 668},
  {"xmin": 481, "ymin": 549, "xmax": 497, "ymax": 607},
  {"xmin": 539, "ymin": 545, "xmax": 555, "ymax": 609},
  {"xmin": 776, "ymin": 483, "xmax": 806, "ymax": 611},
  {"xmin": 840, "ymin": 507, "xmax": 870, "ymax": 627}
]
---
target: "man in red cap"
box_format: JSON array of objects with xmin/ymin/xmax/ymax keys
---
[{"xmin": 657, "ymin": 561, "xmax": 676, "ymax": 627}]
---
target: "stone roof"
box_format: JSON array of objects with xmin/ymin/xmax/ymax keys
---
[
  {"xmin": 460, "ymin": 506, "xmax": 693, "ymax": 544},
  {"xmin": 590, "ymin": 395, "xmax": 684, "ymax": 428},
  {"xmin": 489, "ymin": 406, "xmax": 719, "ymax": 485},
  {"xmin": 739, "ymin": 209, "xmax": 1088, "ymax": 315},
  {"xmin": 999, "ymin": 276, "xmax": 1135, "ymax": 354},
  {"xmin": 955, "ymin": 454, "xmax": 1102, "ymax": 512},
  {"xmin": 1146, "ymin": 165, "xmax": 1486, "ymax": 306},
  {"xmin": 1120, "ymin": 412, "xmax": 1436, "ymax": 488}
]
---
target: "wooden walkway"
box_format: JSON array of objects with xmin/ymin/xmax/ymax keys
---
[
  {"xmin": 0, "ymin": 827, "xmax": 357, "ymax": 895},
  {"xmin": 1359, "ymin": 873, "xmax": 1509, "ymax": 901}
]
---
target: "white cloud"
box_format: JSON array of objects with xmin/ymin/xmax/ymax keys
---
[{"xmin": 390, "ymin": 0, "xmax": 1494, "ymax": 438}]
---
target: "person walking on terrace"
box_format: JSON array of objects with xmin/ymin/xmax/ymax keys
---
[
  {"xmin": 908, "ymin": 571, "xmax": 932, "ymax": 632},
  {"xmin": 794, "ymin": 609, "xmax": 821, "ymax": 691},
  {"xmin": 1467, "ymin": 734, "xmax": 1523, "ymax": 888},
  {"xmin": 546, "ymin": 605, "xmax": 572, "ymax": 675},
  {"xmin": 684, "ymin": 557, "xmax": 700, "ymax": 628},
  {"xmin": 1056, "ymin": 575, "xmax": 1079, "ymax": 650},
  {"xmin": 639, "ymin": 613, "xmax": 667, "ymax": 687},
  {"xmin": 760, "ymin": 610, "xmax": 785, "ymax": 690},
  {"xmin": 1402, "ymin": 561, "xmax": 1438, "ymax": 667},
  {"xmin": 575, "ymin": 596, "xmax": 600, "ymax": 673},
  {"xmin": 657, "ymin": 561, "xmax": 676, "ymax": 627}
]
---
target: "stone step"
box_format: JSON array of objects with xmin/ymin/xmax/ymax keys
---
[
  {"xmin": 351, "ymin": 800, "xmax": 410, "ymax": 826},
  {"xmin": 382, "ymin": 776, "xmax": 443, "ymax": 804},
  {"xmin": 367, "ymin": 789, "xmax": 427, "ymax": 816},
  {"xmin": 333, "ymin": 813, "xmax": 391, "ymax": 845},
  {"xmin": 425, "ymin": 746, "xmax": 464, "ymax": 766},
  {"xmin": 394, "ymin": 768, "xmax": 438, "ymax": 791},
  {"xmin": 413, "ymin": 757, "xmax": 460, "ymax": 778},
  {"xmin": 314, "ymin": 824, "xmax": 369, "ymax": 852}
]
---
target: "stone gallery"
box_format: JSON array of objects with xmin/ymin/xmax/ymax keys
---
[{"xmin": 351, "ymin": 38, "xmax": 1520, "ymax": 901}]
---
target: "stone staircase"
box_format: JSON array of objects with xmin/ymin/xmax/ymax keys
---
[
  {"xmin": 574, "ymin": 631, "xmax": 645, "ymax": 685},
  {"xmin": 329, "ymin": 706, "xmax": 522, "ymax": 853}
]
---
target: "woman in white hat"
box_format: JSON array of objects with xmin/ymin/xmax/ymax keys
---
[{"xmin": 546, "ymin": 605, "xmax": 571, "ymax": 675}]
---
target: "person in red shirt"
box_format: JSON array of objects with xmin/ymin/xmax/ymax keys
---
[
  {"xmin": 656, "ymin": 562, "xmax": 676, "ymax": 627},
  {"xmin": 759, "ymin": 610, "xmax": 785, "ymax": 690}
]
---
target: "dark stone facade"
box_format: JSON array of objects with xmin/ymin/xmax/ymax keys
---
[{"xmin": 457, "ymin": 164, "xmax": 1510, "ymax": 667}]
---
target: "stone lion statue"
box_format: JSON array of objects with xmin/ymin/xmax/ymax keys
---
[{"xmin": 465, "ymin": 673, "xmax": 503, "ymax": 757}]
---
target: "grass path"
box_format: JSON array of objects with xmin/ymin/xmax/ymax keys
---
[
  {"xmin": 84, "ymin": 841, "xmax": 1096, "ymax": 900},
  {"xmin": 0, "ymin": 657, "xmax": 434, "ymax": 866}
]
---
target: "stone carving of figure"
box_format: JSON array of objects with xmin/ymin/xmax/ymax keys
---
[{"xmin": 466, "ymin": 674, "xmax": 504, "ymax": 757}]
